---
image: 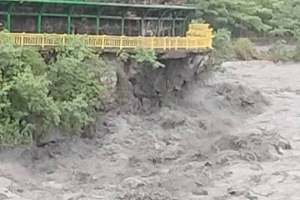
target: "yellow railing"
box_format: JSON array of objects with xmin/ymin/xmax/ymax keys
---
[{"xmin": 6, "ymin": 33, "xmax": 212, "ymax": 50}]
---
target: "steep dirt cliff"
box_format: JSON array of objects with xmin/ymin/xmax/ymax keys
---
[{"xmin": 110, "ymin": 51, "xmax": 211, "ymax": 113}]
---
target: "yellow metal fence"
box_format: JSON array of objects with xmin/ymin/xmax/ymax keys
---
[{"xmin": 6, "ymin": 33, "xmax": 212, "ymax": 50}]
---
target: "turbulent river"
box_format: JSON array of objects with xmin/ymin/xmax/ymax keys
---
[{"xmin": 0, "ymin": 61, "xmax": 299, "ymax": 200}]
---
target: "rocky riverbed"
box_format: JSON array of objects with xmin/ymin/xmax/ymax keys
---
[{"xmin": 0, "ymin": 60, "xmax": 299, "ymax": 200}]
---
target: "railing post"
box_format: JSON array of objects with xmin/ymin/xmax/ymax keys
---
[
  {"xmin": 102, "ymin": 35, "xmax": 105, "ymax": 49},
  {"xmin": 208, "ymin": 30, "xmax": 212, "ymax": 48},
  {"xmin": 21, "ymin": 32, "xmax": 25, "ymax": 46},
  {"xmin": 42, "ymin": 34, "xmax": 45, "ymax": 49},
  {"xmin": 151, "ymin": 36, "xmax": 155, "ymax": 49},
  {"xmin": 37, "ymin": 4, "xmax": 44, "ymax": 34},
  {"xmin": 186, "ymin": 37, "xmax": 189, "ymax": 49},
  {"xmin": 137, "ymin": 35, "xmax": 140, "ymax": 48},
  {"xmin": 120, "ymin": 35, "xmax": 123, "ymax": 50},
  {"xmin": 175, "ymin": 36, "xmax": 179, "ymax": 50},
  {"xmin": 141, "ymin": 17, "xmax": 145, "ymax": 36},
  {"xmin": 96, "ymin": 16, "xmax": 100, "ymax": 35},
  {"xmin": 121, "ymin": 10, "xmax": 126, "ymax": 36},
  {"xmin": 164, "ymin": 37, "xmax": 167, "ymax": 50},
  {"xmin": 62, "ymin": 34, "xmax": 66, "ymax": 46},
  {"xmin": 172, "ymin": 16, "xmax": 176, "ymax": 36},
  {"xmin": 67, "ymin": 6, "xmax": 73, "ymax": 34},
  {"xmin": 6, "ymin": 4, "xmax": 12, "ymax": 31}
]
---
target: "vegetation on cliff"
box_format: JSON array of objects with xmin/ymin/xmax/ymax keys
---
[
  {"xmin": 117, "ymin": 47, "xmax": 165, "ymax": 68},
  {"xmin": 0, "ymin": 34, "xmax": 106, "ymax": 145}
]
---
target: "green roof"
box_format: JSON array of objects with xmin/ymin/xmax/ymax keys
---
[{"xmin": 1, "ymin": 0, "xmax": 196, "ymax": 10}]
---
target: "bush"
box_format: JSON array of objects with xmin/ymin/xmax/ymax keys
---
[
  {"xmin": 233, "ymin": 38, "xmax": 258, "ymax": 60},
  {"xmin": 210, "ymin": 29, "xmax": 234, "ymax": 64},
  {"xmin": 116, "ymin": 50, "xmax": 130, "ymax": 62},
  {"xmin": 267, "ymin": 40, "xmax": 296, "ymax": 62},
  {"xmin": 213, "ymin": 29, "xmax": 232, "ymax": 50},
  {"xmin": 292, "ymin": 30, "xmax": 300, "ymax": 61},
  {"xmin": 132, "ymin": 47, "xmax": 165, "ymax": 68},
  {"xmin": 293, "ymin": 44, "xmax": 300, "ymax": 62},
  {"xmin": 0, "ymin": 34, "xmax": 106, "ymax": 145}
]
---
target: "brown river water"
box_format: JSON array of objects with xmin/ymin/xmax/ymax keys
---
[{"xmin": 0, "ymin": 60, "xmax": 299, "ymax": 200}]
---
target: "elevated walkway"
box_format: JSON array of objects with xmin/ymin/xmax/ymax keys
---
[
  {"xmin": 6, "ymin": 32, "xmax": 212, "ymax": 50},
  {"xmin": 0, "ymin": 0, "xmax": 213, "ymax": 50}
]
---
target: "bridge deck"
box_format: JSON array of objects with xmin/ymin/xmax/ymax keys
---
[{"xmin": 6, "ymin": 33, "xmax": 212, "ymax": 50}]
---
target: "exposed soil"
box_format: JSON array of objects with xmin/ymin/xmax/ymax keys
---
[{"xmin": 0, "ymin": 60, "xmax": 298, "ymax": 200}]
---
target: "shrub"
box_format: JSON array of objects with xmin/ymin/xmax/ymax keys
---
[
  {"xmin": 213, "ymin": 29, "xmax": 232, "ymax": 50},
  {"xmin": 292, "ymin": 30, "xmax": 300, "ymax": 61},
  {"xmin": 233, "ymin": 38, "xmax": 258, "ymax": 60},
  {"xmin": 268, "ymin": 40, "xmax": 296, "ymax": 62},
  {"xmin": 116, "ymin": 50, "xmax": 130, "ymax": 62},
  {"xmin": 132, "ymin": 47, "xmax": 165, "ymax": 68},
  {"xmin": 0, "ymin": 34, "xmax": 107, "ymax": 145},
  {"xmin": 293, "ymin": 44, "xmax": 300, "ymax": 62},
  {"xmin": 49, "ymin": 37, "xmax": 107, "ymax": 132},
  {"xmin": 210, "ymin": 29, "xmax": 234, "ymax": 64}
]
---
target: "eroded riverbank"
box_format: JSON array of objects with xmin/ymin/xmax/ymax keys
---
[{"xmin": 0, "ymin": 60, "xmax": 298, "ymax": 200}]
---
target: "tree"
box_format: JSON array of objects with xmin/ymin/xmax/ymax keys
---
[
  {"xmin": 0, "ymin": 34, "xmax": 106, "ymax": 145},
  {"xmin": 269, "ymin": 0, "xmax": 300, "ymax": 37},
  {"xmin": 188, "ymin": 0, "xmax": 297, "ymax": 37}
]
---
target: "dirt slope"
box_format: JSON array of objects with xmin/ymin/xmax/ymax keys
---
[{"xmin": 0, "ymin": 60, "xmax": 298, "ymax": 200}]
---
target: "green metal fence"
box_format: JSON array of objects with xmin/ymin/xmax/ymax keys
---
[{"xmin": 0, "ymin": 0, "xmax": 195, "ymax": 36}]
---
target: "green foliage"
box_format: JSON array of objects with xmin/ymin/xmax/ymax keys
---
[
  {"xmin": 49, "ymin": 37, "xmax": 106, "ymax": 132},
  {"xmin": 188, "ymin": 0, "xmax": 300, "ymax": 62},
  {"xmin": 293, "ymin": 46, "xmax": 300, "ymax": 62},
  {"xmin": 189, "ymin": 0, "xmax": 300, "ymax": 38},
  {"xmin": 264, "ymin": 28, "xmax": 300, "ymax": 62},
  {"xmin": 189, "ymin": 0, "xmax": 300, "ymax": 62},
  {"xmin": 116, "ymin": 50, "xmax": 130, "ymax": 62},
  {"xmin": 213, "ymin": 29, "xmax": 232, "ymax": 49},
  {"xmin": 132, "ymin": 47, "xmax": 165, "ymax": 68},
  {"xmin": 268, "ymin": 40, "xmax": 296, "ymax": 62},
  {"xmin": 117, "ymin": 48, "xmax": 165, "ymax": 68},
  {"xmin": 189, "ymin": 0, "xmax": 273, "ymax": 36},
  {"xmin": 233, "ymin": 38, "xmax": 258, "ymax": 60},
  {"xmin": 0, "ymin": 34, "xmax": 106, "ymax": 145},
  {"xmin": 210, "ymin": 29, "xmax": 234, "ymax": 63},
  {"xmin": 269, "ymin": 0, "xmax": 300, "ymax": 37}
]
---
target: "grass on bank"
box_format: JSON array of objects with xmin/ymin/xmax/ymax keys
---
[{"xmin": 211, "ymin": 29, "xmax": 300, "ymax": 63}]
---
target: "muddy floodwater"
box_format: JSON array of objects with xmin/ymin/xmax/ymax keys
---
[{"xmin": 0, "ymin": 61, "xmax": 299, "ymax": 200}]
